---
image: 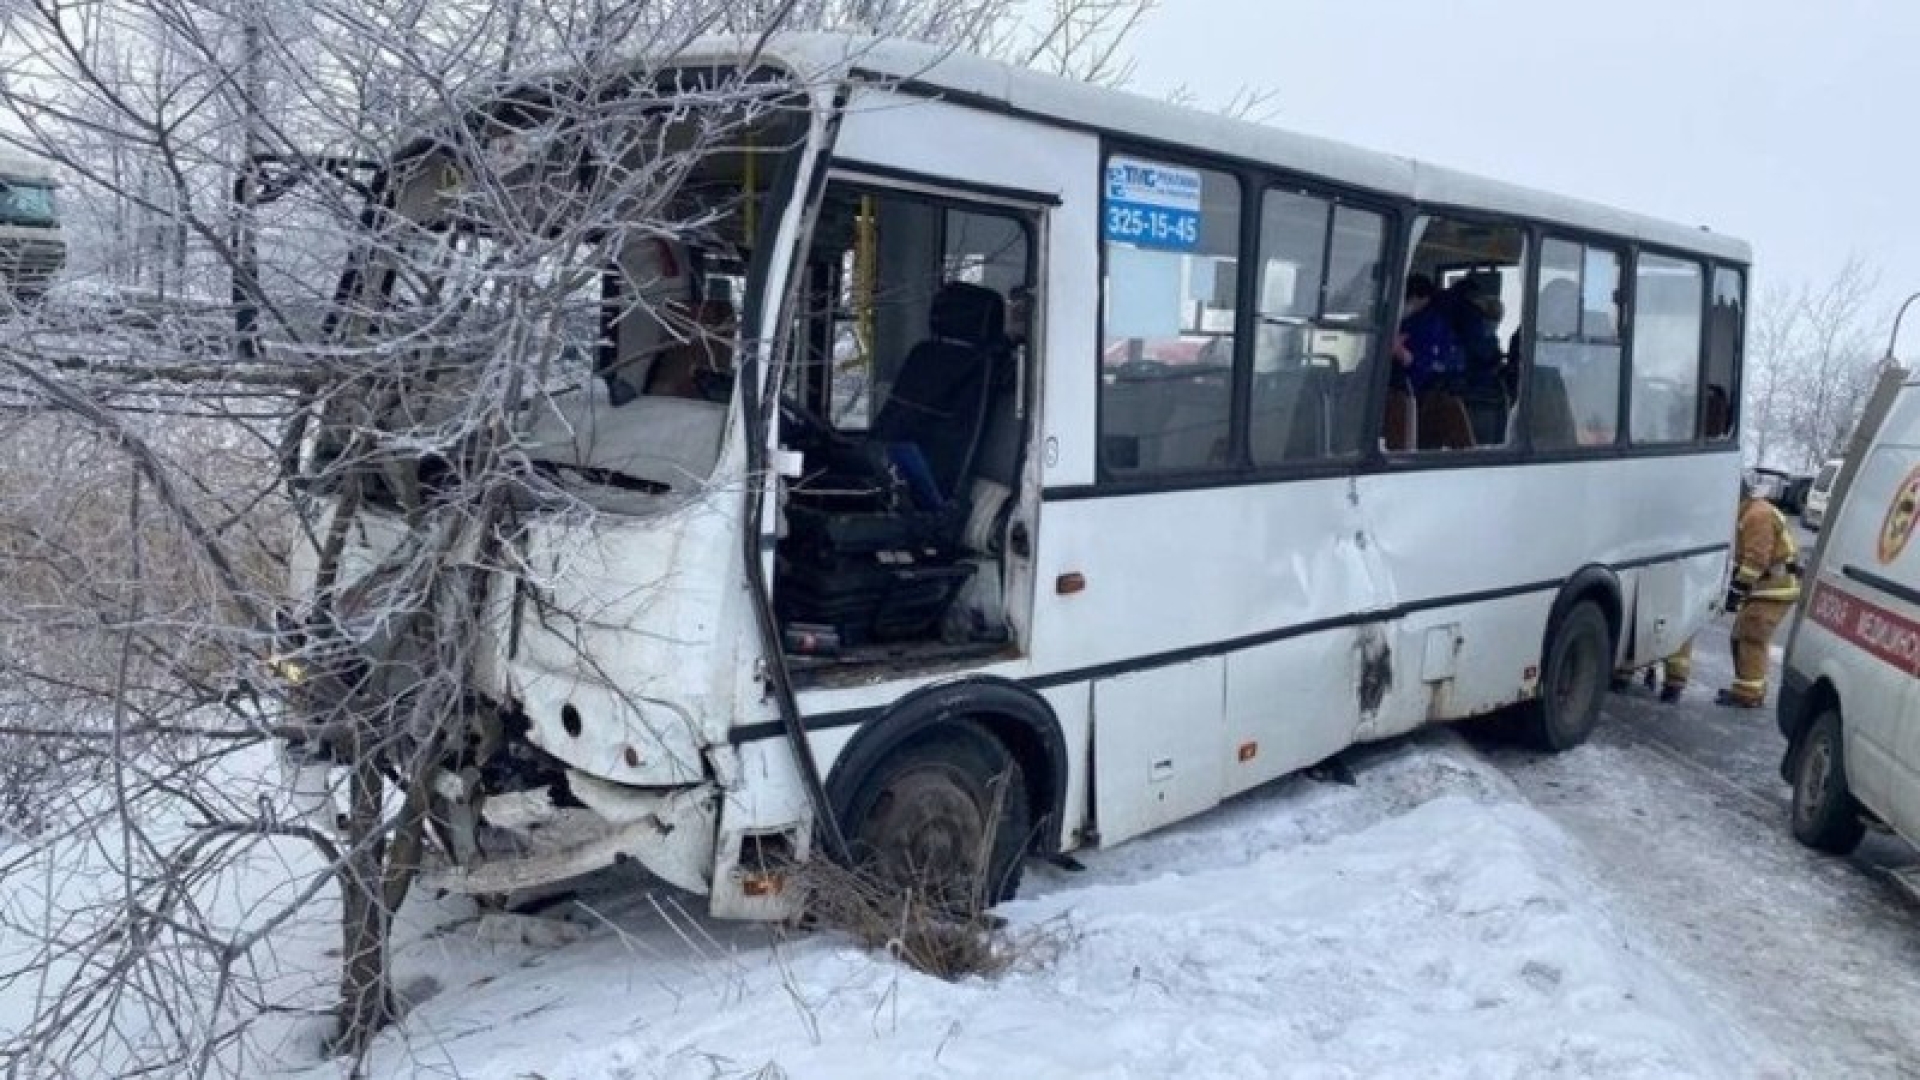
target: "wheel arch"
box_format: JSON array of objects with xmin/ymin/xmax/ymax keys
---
[
  {"xmin": 1549, "ymin": 565, "xmax": 1625, "ymax": 662},
  {"xmin": 1779, "ymin": 671, "xmax": 1842, "ymax": 782},
  {"xmin": 1784, "ymin": 673, "xmax": 1839, "ymax": 742},
  {"xmin": 823, "ymin": 676, "xmax": 1068, "ymax": 856}
]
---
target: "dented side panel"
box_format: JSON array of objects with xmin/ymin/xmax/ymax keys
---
[
  {"xmin": 1346, "ymin": 453, "xmax": 1736, "ymax": 738},
  {"xmin": 1221, "ymin": 630, "xmax": 1370, "ymax": 799},
  {"xmin": 1026, "ymin": 476, "xmax": 1383, "ymax": 677}
]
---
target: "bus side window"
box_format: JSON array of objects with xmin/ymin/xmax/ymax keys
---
[
  {"xmin": 1531, "ymin": 238, "xmax": 1623, "ymax": 450},
  {"xmin": 1703, "ymin": 267, "xmax": 1744, "ymax": 440},
  {"xmin": 1249, "ymin": 191, "xmax": 1385, "ymax": 464},
  {"xmin": 1628, "ymin": 253, "xmax": 1705, "ymax": 444},
  {"xmin": 1099, "ymin": 157, "xmax": 1241, "ymax": 478}
]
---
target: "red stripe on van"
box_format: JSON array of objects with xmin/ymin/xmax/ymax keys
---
[{"xmin": 1808, "ymin": 581, "xmax": 1920, "ymax": 678}]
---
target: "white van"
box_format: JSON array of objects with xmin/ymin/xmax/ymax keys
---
[
  {"xmin": 1801, "ymin": 458, "xmax": 1843, "ymax": 530},
  {"xmin": 1779, "ymin": 378, "xmax": 1920, "ymax": 856}
]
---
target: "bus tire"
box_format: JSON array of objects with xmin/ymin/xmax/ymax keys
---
[
  {"xmin": 840, "ymin": 724, "xmax": 1030, "ymax": 910},
  {"xmin": 1790, "ymin": 707, "xmax": 1866, "ymax": 855},
  {"xmin": 1525, "ymin": 600, "xmax": 1610, "ymax": 752}
]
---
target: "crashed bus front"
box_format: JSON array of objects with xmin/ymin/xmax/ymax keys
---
[{"xmin": 279, "ymin": 56, "xmax": 835, "ymax": 918}]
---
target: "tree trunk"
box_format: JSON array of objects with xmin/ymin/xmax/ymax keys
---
[{"xmin": 335, "ymin": 753, "xmax": 395, "ymax": 1060}]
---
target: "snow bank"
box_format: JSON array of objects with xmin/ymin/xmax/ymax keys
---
[
  {"xmin": 323, "ymin": 736, "xmax": 1751, "ymax": 1080},
  {"xmin": 0, "ymin": 741, "xmax": 340, "ymax": 1077}
]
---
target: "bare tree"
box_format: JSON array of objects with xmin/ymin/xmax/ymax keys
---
[
  {"xmin": 0, "ymin": 0, "xmax": 1158, "ymax": 1075},
  {"xmin": 1744, "ymin": 257, "xmax": 1884, "ymax": 473},
  {"xmin": 1744, "ymin": 281, "xmax": 1798, "ymax": 470},
  {"xmin": 1009, "ymin": 0, "xmax": 1156, "ymax": 86},
  {"xmin": 1784, "ymin": 258, "xmax": 1883, "ymax": 469}
]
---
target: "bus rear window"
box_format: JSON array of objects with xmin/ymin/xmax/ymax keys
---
[{"xmin": 1703, "ymin": 268, "xmax": 1744, "ymax": 440}]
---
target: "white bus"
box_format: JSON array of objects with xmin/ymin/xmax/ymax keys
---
[{"xmin": 288, "ymin": 35, "xmax": 1749, "ymax": 918}]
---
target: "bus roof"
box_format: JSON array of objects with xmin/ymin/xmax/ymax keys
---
[{"xmin": 704, "ymin": 34, "xmax": 1750, "ymax": 265}]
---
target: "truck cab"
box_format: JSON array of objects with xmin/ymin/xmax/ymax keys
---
[{"xmin": 0, "ymin": 153, "xmax": 64, "ymax": 308}]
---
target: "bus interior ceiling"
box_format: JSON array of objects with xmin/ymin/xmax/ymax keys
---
[{"xmin": 774, "ymin": 183, "xmax": 1033, "ymax": 676}]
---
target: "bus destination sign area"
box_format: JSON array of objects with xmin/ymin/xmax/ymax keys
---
[{"xmin": 1104, "ymin": 157, "xmax": 1202, "ymax": 251}]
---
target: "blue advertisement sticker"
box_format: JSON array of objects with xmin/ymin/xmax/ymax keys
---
[{"xmin": 1105, "ymin": 158, "xmax": 1203, "ymax": 251}]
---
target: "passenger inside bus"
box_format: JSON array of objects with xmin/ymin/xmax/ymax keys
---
[
  {"xmin": 1389, "ymin": 273, "xmax": 1473, "ymax": 451},
  {"xmin": 1449, "ymin": 274, "xmax": 1512, "ymax": 445},
  {"xmin": 1391, "ymin": 217, "xmax": 1529, "ymax": 452}
]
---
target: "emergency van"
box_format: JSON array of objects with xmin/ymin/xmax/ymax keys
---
[{"xmin": 1779, "ymin": 373, "xmax": 1920, "ymax": 857}]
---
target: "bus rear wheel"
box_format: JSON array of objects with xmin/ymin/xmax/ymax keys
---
[
  {"xmin": 841, "ymin": 725, "xmax": 1030, "ymax": 912},
  {"xmin": 1526, "ymin": 601, "xmax": 1609, "ymax": 752}
]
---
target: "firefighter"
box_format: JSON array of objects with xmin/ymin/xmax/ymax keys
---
[
  {"xmin": 1656, "ymin": 639, "xmax": 1692, "ymax": 704},
  {"xmin": 1613, "ymin": 639, "xmax": 1692, "ymax": 704},
  {"xmin": 1716, "ymin": 479, "xmax": 1802, "ymax": 708}
]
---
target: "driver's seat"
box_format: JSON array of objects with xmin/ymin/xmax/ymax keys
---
[
  {"xmin": 866, "ymin": 281, "xmax": 1005, "ymax": 507},
  {"xmin": 780, "ymin": 282, "xmax": 1007, "ymax": 645}
]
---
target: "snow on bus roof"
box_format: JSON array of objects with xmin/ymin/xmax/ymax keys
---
[
  {"xmin": 719, "ymin": 33, "xmax": 1749, "ymax": 265},
  {"xmin": 410, "ymin": 33, "xmax": 1745, "ymax": 265},
  {"xmin": 0, "ymin": 151, "xmax": 56, "ymax": 184}
]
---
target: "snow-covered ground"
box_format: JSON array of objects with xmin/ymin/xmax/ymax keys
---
[
  {"xmin": 1490, "ymin": 626, "xmax": 1920, "ymax": 1079},
  {"xmin": 0, "ymin": 746, "xmax": 342, "ymax": 1078},
  {"xmin": 9, "ymin": 678, "xmax": 1909, "ymax": 1078},
  {"xmin": 265, "ymin": 738, "xmax": 1764, "ymax": 1079}
]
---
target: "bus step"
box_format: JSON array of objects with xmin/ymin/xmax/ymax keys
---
[{"xmin": 1306, "ymin": 758, "xmax": 1357, "ymax": 787}]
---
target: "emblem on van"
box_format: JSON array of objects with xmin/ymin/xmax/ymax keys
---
[{"xmin": 1876, "ymin": 465, "xmax": 1920, "ymax": 564}]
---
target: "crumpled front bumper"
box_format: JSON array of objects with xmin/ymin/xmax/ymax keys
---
[{"xmin": 419, "ymin": 772, "xmax": 719, "ymax": 897}]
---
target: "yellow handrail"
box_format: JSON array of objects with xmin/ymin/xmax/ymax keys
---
[{"xmin": 854, "ymin": 195, "xmax": 876, "ymax": 372}]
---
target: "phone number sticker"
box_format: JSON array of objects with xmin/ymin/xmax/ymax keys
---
[{"xmin": 1105, "ymin": 158, "xmax": 1203, "ymax": 252}]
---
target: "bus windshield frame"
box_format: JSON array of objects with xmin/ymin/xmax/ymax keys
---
[{"xmin": 298, "ymin": 78, "xmax": 809, "ymax": 505}]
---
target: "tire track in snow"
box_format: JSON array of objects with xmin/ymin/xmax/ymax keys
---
[{"xmin": 1482, "ymin": 625, "xmax": 1920, "ymax": 1079}]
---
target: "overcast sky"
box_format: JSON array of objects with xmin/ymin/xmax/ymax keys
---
[{"xmin": 1123, "ymin": 0, "xmax": 1917, "ymax": 331}]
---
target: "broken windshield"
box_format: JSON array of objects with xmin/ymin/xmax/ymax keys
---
[{"xmin": 306, "ymin": 82, "xmax": 806, "ymax": 506}]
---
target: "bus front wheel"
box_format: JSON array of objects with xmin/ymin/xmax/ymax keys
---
[
  {"xmin": 840, "ymin": 724, "xmax": 1030, "ymax": 911},
  {"xmin": 1526, "ymin": 601, "xmax": 1610, "ymax": 752}
]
